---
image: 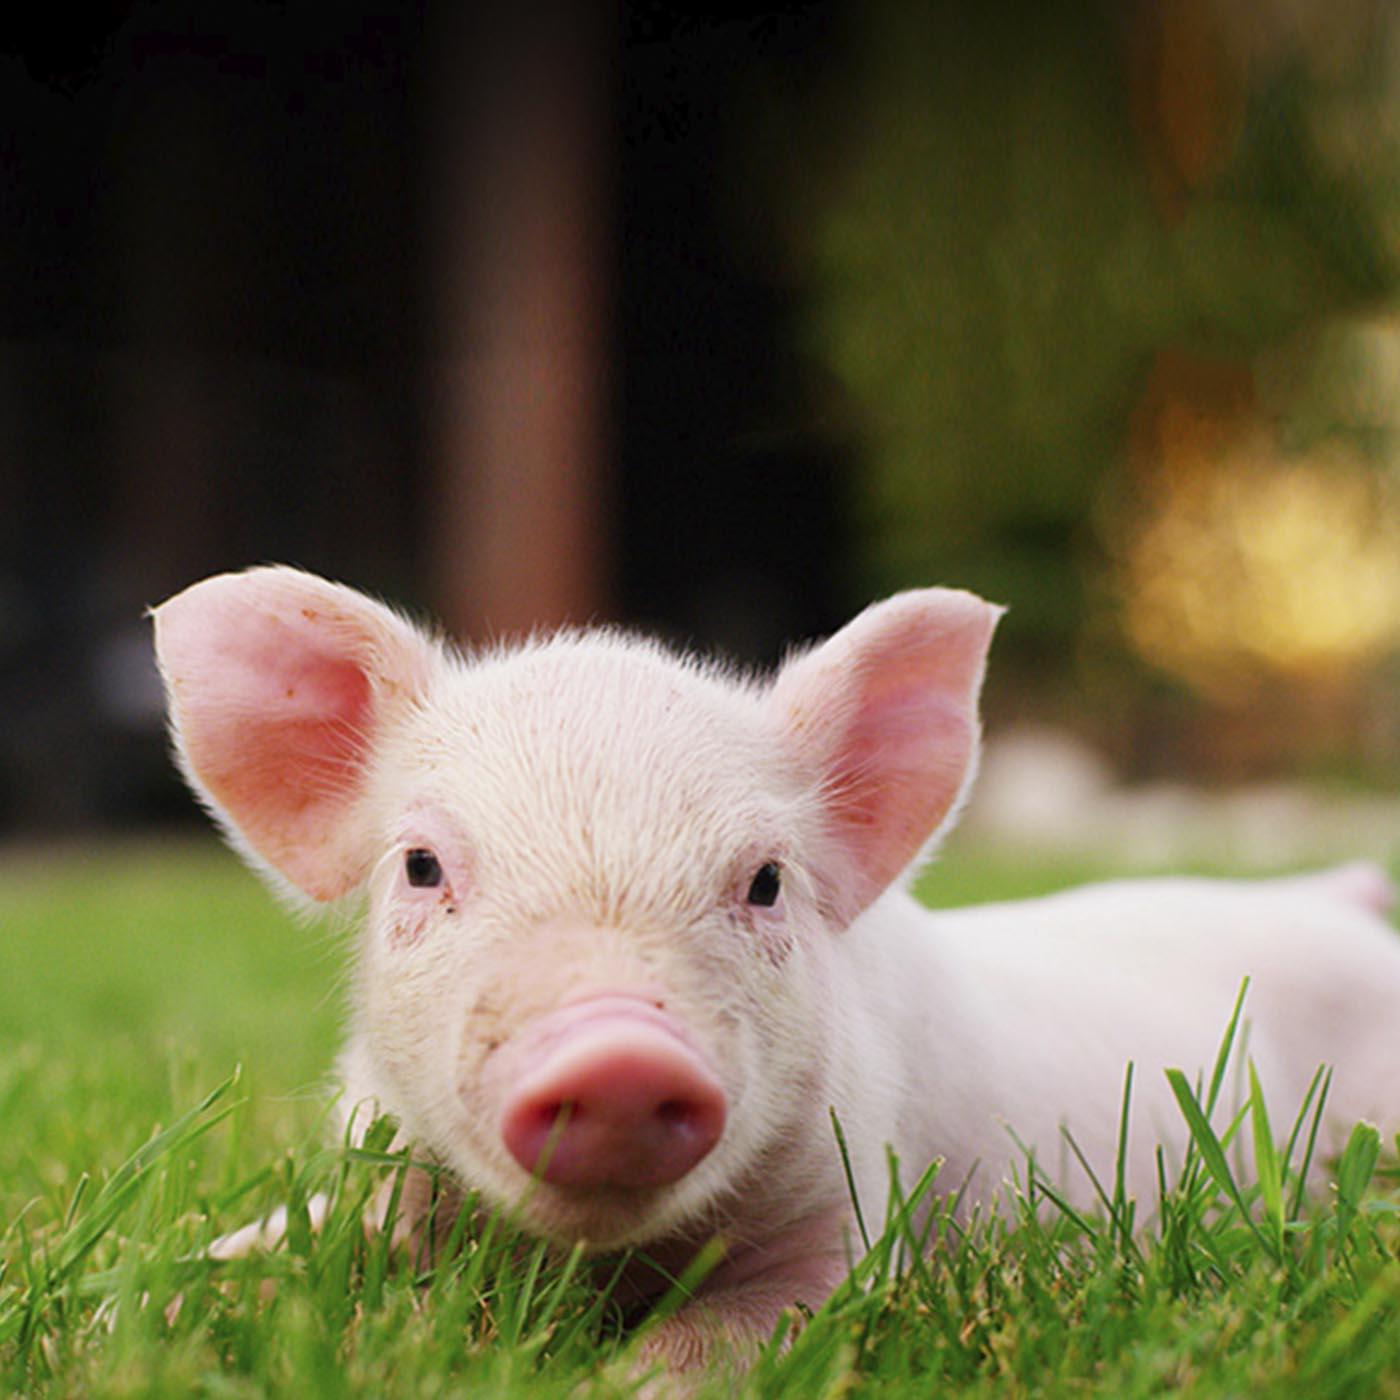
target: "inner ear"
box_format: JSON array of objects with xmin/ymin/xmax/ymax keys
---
[
  {"xmin": 154, "ymin": 567, "xmax": 438, "ymax": 901},
  {"xmin": 772, "ymin": 589, "xmax": 1001, "ymax": 920},
  {"xmin": 206, "ymin": 631, "xmax": 375, "ymax": 839}
]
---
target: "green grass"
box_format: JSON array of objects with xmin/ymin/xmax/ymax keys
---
[{"xmin": 2, "ymin": 840, "xmax": 1400, "ymax": 1397}]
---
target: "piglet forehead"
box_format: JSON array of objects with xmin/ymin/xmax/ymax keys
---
[
  {"xmin": 432, "ymin": 634, "xmax": 767, "ymax": 766},
  {"xmin": 371, "ymin": 633, "xmax": 798, "ymax": 919}
]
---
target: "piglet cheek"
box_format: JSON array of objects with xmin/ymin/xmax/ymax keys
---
[
  {"xmin": 385, "ymin": 902, "xmax": 435, "ymax": 949},
  {"xmin": 379, "ymin": 870, "xmax": 467, "ymax": 947}
]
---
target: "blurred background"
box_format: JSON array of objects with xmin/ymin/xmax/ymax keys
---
[{"xmin": 6, "ymin": 0, "xmax": 1400, "ymax": 862}]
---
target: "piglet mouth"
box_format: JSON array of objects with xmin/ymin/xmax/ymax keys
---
[{"xmin": 491, "ymin": 996, "xmax": 728, "ymax": 1192}]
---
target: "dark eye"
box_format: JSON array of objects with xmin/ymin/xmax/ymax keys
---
[
  {"xmin": 405, "ymin": 848, "xmax": 444, "ymax": 889},
  {"xmin": 746, "ymin": 862, "xmax": 782, "ymax": 908}
]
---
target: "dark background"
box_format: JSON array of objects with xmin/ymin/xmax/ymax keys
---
[
  {"xmin": 8, "ymin": 0, "xmax": 1400, "ymax": 840},
  {"xmin": 1, "ymin": 3, "xmax": 850, "ymax": 834}
]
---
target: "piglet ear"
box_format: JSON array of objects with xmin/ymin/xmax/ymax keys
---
[
  {"xmin": 771, "ymin": 589, "xmax": 1002, "ymax": 921},
  {"xmin": 151, "ymin": 567, "xmax": 438, "ymax": 902}
]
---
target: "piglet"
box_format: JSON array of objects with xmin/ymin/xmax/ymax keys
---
[{"xmin": 152, "ymin": 567, "xmax": 1400, "ymax": 1369}]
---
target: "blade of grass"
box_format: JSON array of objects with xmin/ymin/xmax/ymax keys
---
[
  {"xmin": 1248, "ymin": 1061, "xmax": 1285, "ymax": 1261},
  {"xmin": 1166, "ymin": 1067, "xmax": 1274, "ymax": 1261},
  {"xmin": 628, "ymin": 1234, "xmax": 727, "ymax": 1341},
  {"xmin": 1333, "ymin": 1119, "xmax": 1381, "ymax": 1249},
  {"xmin": 1111, "ymin": 1061, "xmax": 1136, "ymax": 1261},
  {"xmin": 52, "ymin": 1071, "xmax": 241, "ymax": 1285},
  {"xmin": 1057, "ymin": 1125, "xmax": 1144, "ymax": 1271},
  {"xmin": 830, "ymin": 1108, "xmax": 871, "ymax": 1254},
  {"xmin": 1205, "ymin": 979, "xmax": 1250, "ymax": 1119},
  {"xmin": 1288, "ymin": 1068, "xmax": 1333, "ymax": 1222}
]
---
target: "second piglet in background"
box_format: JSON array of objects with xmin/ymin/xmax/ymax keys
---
[{"xmin": 152, "ymin": 566, "xmax": 1400, "ymax": 1370}]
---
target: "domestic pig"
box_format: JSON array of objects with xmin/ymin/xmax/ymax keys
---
[{"xmin": 152, "ymin": 566, "xmax": 1400, "ymax": 1369}]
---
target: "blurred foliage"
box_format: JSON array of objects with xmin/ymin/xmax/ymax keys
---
[{"xmin": 761, "ymin": 0, "xmax": 1400, "ymax": 660}]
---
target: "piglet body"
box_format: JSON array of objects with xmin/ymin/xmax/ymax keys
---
[{"xmin": 153, "ymin": 568, "xmax": 1400, "ymax": 1367}]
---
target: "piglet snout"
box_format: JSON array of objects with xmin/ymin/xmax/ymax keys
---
[{"xmin": 497, "ymin": 998, "xmax": 727, "ymax": 1189}]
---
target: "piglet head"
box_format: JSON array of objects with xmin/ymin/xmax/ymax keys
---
[{"xmin": 153, "ymin": 568, "xmax": 999, "ymax": 1250}]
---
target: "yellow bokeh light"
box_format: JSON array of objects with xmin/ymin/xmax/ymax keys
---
[{"xmin": 1117, "ymin": 434, "xmax": 1400, "ymax": 698}]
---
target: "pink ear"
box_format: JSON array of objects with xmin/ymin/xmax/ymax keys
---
[
  {"xmin": 771, "ymin": 589, "xmax": 1002, "ymax": 920},
  {"xmin": 152, "ymin": 567, "xmax": 436, "ymax": 901}
]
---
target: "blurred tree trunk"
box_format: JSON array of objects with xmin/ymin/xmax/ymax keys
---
[{"xmin": 426, "ymin": 5, "xmax": 614, "ymax": 641}]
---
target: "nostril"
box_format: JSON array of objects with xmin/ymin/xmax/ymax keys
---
[
  {"xmin": 521, "ymin": 1100, "xmax": 576, "ymax": 1175},
  {"xmin": 531, "ymin": 1099, "xmax": 582, "ymax": 1142},
  {"xmin": 655, "ymin": 1098, "xmax": 691, "ymax": 1125}
]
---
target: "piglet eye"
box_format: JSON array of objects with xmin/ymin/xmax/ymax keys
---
[
  {"xmin": 746, "ymin": 861, "xmax": 782, "ymax": 908},
  {"xmin": 405, "ymin": 848, "xmax": 444, "ymax": 889}
]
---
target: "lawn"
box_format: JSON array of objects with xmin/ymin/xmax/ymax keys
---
[{"xmin": 2, "ymin": 838, "xmax": 1399, "ymax": 1397}]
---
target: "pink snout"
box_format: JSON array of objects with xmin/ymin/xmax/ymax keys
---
[{"xmin": 497, "ymin": 998, "xmax": 727, "ymax": 1189}]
